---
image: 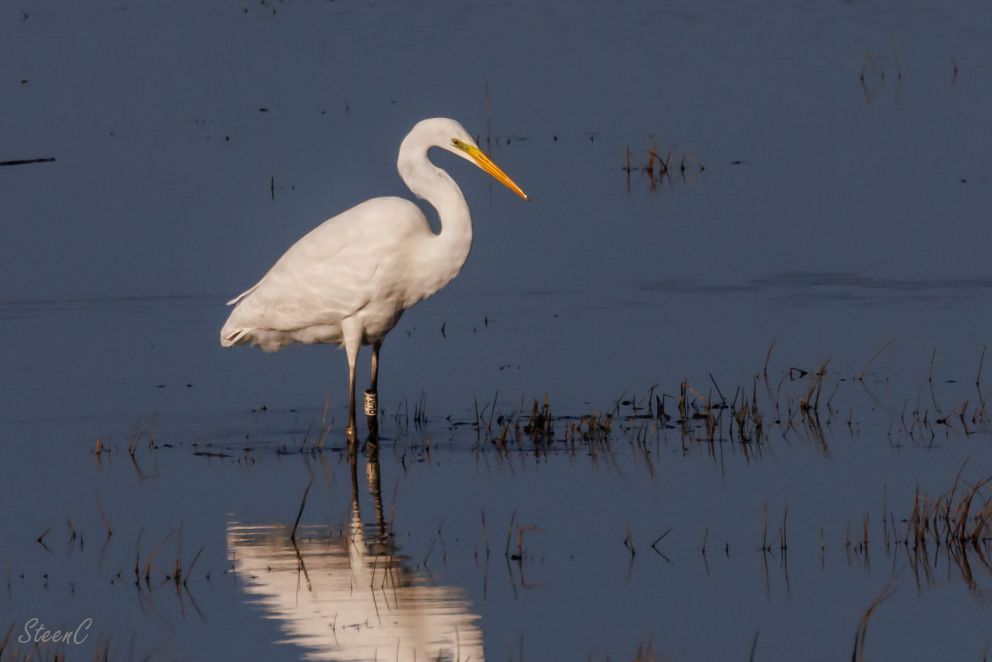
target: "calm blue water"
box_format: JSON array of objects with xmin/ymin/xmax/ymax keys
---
[{"xmin": 2, "ymin": 1, "xmax": 991, "ymax": 660}]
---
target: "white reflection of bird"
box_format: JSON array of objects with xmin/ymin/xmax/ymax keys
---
[
  {"xmin": 227, "ymin": 459, "xmax": 485, "ymax": 662},
  {"xmin": 221, "ymin": 118, "xmax": 528, "ymax": 437},
  {"xmin": 228, "ymin": 519, "xmax": 486, "ymax": 662}
]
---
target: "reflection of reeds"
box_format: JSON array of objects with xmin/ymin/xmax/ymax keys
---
[
  {"xmin": 624, "ymin": 142, "xmax": 704, "ymax": 192},
  {"xmin": 852, "ymin": 582, "xmax": 897, "ymax": 662},
  {"xmin": 632, "ymin": 639, "xmax": 661, "ymax": 662},
  {"xmin": 905, "ymin": 469, "xmax": 992, "ymax": 550},
  {"xmin": 748, "ymin": 631, "xmax": 760, "ymax": 662},
  {"xmin": 460, "ymin": 348, "xmax": 990, "ymax": 464},
  {"xmin": 859, "ymin": 52, "xmax": 885, "ymax": 104},
  {"xmin": 0, "ymin": 626, "xmax": 13, "ymax": 659},
  {"xmin": 35, "ymin": 527, "xmax": 52, "ymax": 554},
  {"xmin": 291, "ymin": 479, "xmax": 313, "ymax": 542},
  {"xmin": 889, "ymin": 464, "xmax": 992, "ymax": 595},
  {"xmin": 414, "ymin": 390, "xmax": 429, "ymax": 428}
]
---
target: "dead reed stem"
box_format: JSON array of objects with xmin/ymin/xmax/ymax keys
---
[
  {"xmin": 291, "ymin": 479, "xmax": 314, "ymax": 542},
  {"xmin": 852, "ymin": 582, "xmax": 897, "ymax": 662}
]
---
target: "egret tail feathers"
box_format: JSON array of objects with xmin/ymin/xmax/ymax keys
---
[{"xmin": 220, "ymin": 326, "xmax": 253, "ymax": 347}]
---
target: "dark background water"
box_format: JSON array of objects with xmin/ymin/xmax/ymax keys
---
[{"xmin": 2, "ymin": 1, "xmax": 991, "ymax": 660}]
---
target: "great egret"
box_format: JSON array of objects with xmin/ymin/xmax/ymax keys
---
[{"xmin": 220, "ymin": 117, "xmax": 528, "ymax": 439}]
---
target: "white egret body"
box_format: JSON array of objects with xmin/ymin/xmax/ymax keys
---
[{"xmin": 220, "ymin": 118, "xmax": 528, "ymax": 437}]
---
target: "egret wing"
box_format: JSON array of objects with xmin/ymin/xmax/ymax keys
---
[{"xmin": 222, "ymin": 197, "xmax": 424, "ymax": 342}]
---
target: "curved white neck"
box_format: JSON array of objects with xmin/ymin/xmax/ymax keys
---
[{"xmin": 397, "ymin": 138, "xmax": 473, "ymax": 295}]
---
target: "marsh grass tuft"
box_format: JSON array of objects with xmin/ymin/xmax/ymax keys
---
[{"xmin": 623, "ymin": 141, "xmax": 704, "ymax": 193}]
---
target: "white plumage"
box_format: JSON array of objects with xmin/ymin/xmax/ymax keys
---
[{"xmin": 220, "ymin": 117, "xmax": 528, "ymax": 438}]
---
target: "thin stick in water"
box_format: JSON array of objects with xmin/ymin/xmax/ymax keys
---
[{"xmin": 291, "ymin": 479, "xmax": 314, "ymax": 542}]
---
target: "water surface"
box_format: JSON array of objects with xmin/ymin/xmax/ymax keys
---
[{"xmin": 2, "ymin": 0, "xmax": 991, "ymax": 659}]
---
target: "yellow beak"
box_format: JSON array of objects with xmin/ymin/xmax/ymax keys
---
[{"xmin": 463, "ymin": 144, "xmax": 529, "ymax": 201}]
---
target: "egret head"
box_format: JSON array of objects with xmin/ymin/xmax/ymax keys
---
[{"xmin": 413, "ymin": 118, "xmax": 529, "ymax": 201}]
